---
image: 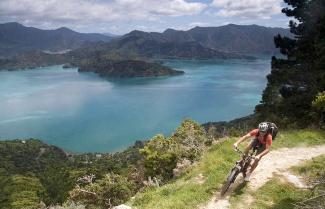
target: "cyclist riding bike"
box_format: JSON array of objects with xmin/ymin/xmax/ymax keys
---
[{"xmin": 233, "ymin": 122, "xmax": 272, "ymax": 182}]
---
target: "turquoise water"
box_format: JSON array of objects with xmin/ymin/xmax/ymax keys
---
[{"xmin": 0, "ymin": 58, "xmax": 271, "ymax": 152}]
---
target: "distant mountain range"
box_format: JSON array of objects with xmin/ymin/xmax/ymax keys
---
[
  {"xmin": 0, "ymin": 23, "xmax": 294, "ymax": 72},
  {"xmin": 69, "ymin": 24, "xmax": 292, "ymax": 61},
  {"xmin": 0, "ymin": 22, "xmax": 114, "ymax": 57},
  {"xmin": 110, "ymin": 24, "xmax": 292, "ymax": 56},
  {"xmin": 167, "ymin": 24, "xmax": 292, "ymax": 54}
]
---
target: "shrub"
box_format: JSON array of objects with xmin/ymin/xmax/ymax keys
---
[
  {"xmin": 140, "ymin": 134, "xmax": 177, "ymax": 181},
  {"xmin": 69, "ymin": 173, "xmax": 134, "ymax": 208},
  {"xmin": 170, "ymin": 119, "xmax": 209, "ymax": 161}
]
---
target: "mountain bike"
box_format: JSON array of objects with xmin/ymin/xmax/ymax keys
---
[{"xmin": 220, "ymin": 147, "xmax": 257, "ymax": 195}]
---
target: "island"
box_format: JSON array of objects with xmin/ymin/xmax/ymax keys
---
[
  {"xmin": 77, "ymin": 60, "xmax": 184, "ymax": 78},
  {"xmin": 0, "ymin": 50, "xmax": 184, "ymax": 78}
]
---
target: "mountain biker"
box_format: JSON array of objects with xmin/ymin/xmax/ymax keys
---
[{"xmin": 233, "ymin": 122, "xmax": 272, "ymax": 181}]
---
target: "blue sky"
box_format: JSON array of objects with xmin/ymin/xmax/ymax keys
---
[{"xmin": 0, "ymin": 0, "xmax": 290, "ymax": 35}]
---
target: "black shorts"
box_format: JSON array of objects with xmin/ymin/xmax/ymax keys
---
[{"xmin": 250, "ymin": 138, "xmax": 266, "ymax": 155}]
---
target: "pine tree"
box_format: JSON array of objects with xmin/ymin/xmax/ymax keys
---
[{"xmin": 255, "ymin": 0, "xmax": 325, "ymax": 127}]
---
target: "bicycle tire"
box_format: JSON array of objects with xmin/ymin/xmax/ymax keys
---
[{"xmin": 220, "ymin": 167, "xmax": 240, "ymax": 195}]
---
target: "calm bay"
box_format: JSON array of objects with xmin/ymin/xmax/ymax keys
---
[{"xmin": 0, "ymin": 58, "xmax": 271, "ymax": 152}]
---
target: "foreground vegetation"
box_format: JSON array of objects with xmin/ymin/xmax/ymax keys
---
[
  {"xmin": 1, "ymin": 119, "xmax": 324, "ymax": 209},
  {"xmin": 128, "ymin": 129, "xmax": 325, "ymax": 209},
  {"xmin": 0, "ymin": 119, "xmax": 212, "ymax": 209}
]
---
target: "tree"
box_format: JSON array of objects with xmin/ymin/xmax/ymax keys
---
[
  {"xmin": 69, "ymin": 173, "xmax": 134, "ymax": 208},
  {"xmin": 256, "ymin": 0, "xmax": 325, "ymax": 127},
  {"xmin": 139, "ymin": 134, "xmax": 177, "ymax": 181}
]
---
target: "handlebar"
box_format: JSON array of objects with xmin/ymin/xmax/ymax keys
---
[
  {"xmin": 234, "ymin": 147, "xmax": 256, "ymax": 159},
  {"xmin": 234, "ymin": 147, "xmax": 244, "ymax": 155}
]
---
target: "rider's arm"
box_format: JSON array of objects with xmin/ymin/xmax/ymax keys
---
[{"xmin": 233, "ymin": 133, "xmax": 251, "ymax": 148}]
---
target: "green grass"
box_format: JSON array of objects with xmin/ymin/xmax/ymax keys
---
[
  {"xmin": 292, "ymin": 155, "xmax": 325, "ymax": 179},
  {"xmin": 271, "ymin": 129, "xmax": 325, "ymax": 149},
  {"xmin": 128, "ymin": 129, "xmax": 325, "ymax": 209},
  {"xmin": 238, "ymin": 178, "xmax": 308, "ymax": 209}
]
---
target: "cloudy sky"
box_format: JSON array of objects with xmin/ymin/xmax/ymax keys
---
[{"xmin": 0, "ymin": 0, "xmax": 290, "ymax": 35}]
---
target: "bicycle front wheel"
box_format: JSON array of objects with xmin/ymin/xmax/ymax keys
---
[{"xmin": 220, "ymin": 167, "xmax": 240, "ymax": 196}]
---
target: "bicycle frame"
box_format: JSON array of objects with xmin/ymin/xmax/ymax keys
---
[{"xmin": 234, "ymin": 147, "xmax": 256, "ymax": 176}]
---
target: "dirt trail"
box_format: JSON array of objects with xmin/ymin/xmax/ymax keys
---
[{"xmin": 200, "ymin": 145, "xmax": 325, "ymax": 209}]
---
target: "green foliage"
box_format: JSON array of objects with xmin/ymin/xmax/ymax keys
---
[
  {"xmin": 256, "ymin": 0, "xmax": 325, "ymax": 128},
  {"xmin": 170, "ymin": 119, "xmax": 209, "ymax": 161},
  {"xmin": 0, "ymin": 124, "xmax": 324, "ymax": 209},
  {"xmin": 69, "ymin": 173, "xmax": 134, "ymax": 208},
  {"xmin": 0, "ymin": 139, "xmax": 143, "ymax": 208},
  {"xmin": 140, "ymin": 134, "xmax": 177, "ymax": 181},
  {"xmin": 0, "ymin": 175, "xmax": 46, "ymax": 209},
  {"xmin": 0, "ymin": 139, "xmax": 68, "ymax": 174},
  {"xmin": 312, "ymin": 91, "xmax": 325, "ymax": 111},
  {"xmin": 312, "ymin": 91, "xmax": 325, "ymax": 127},
  {"xmin": 130, "ymin": 139, "xmax": 238, "ymax": 209},
  {"xmin": 39, "ymin": 165, "xmax": 75, "ymax": 205},
  {"xmin": 140, "ymin": 119, "xmax": 210, "ymax": 182}
]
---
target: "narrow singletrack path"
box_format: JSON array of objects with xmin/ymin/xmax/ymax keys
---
[{"xmin": 200, "ymin": 145, "xmax": 325, "ymax": 209}]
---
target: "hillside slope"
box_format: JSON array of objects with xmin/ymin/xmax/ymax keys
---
[{"xmin": 127, "ymin": 130, "xmax": 325, "ymax": 209}]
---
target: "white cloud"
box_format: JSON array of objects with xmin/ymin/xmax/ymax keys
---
[
  {"xmin": 0, "ymin": 0, "xmax": 207, "ymax": 28},
  {"xmin": 188, "ymin": 22, "xmax": 212, "ymax": 27},
  {"xmin": 211, "ymin": 0, "xmax": 282, "ymax": 18}
]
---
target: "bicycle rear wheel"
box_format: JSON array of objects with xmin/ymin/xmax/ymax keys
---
[{"xmin": 220, "ymin": 167, "xmax": 240, "ymax": 196}]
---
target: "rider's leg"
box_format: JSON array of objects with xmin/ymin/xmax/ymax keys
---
[
  {"xmin": 244, "ymin": 139, "xmax": 258, "ymax": 181},
  {"xmin": 248, "ymin": 159, "xmax": 259, "ymax": 174},
  {"xmin": 246, "ymin": 145, "xmax": 264, "ymax": 180},
  {"xmin": 241, "ymin": 140, "xmax": 254, "ymax": 167}
]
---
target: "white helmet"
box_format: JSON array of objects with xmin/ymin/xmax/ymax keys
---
[{"xmin": 258, "ymin": 122, "xmax": 268, "ymax": 132}]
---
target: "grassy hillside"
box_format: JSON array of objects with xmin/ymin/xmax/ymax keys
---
[{"xmin": 127, "ymin": 130, "xmax": 325, "ymax": 209}]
